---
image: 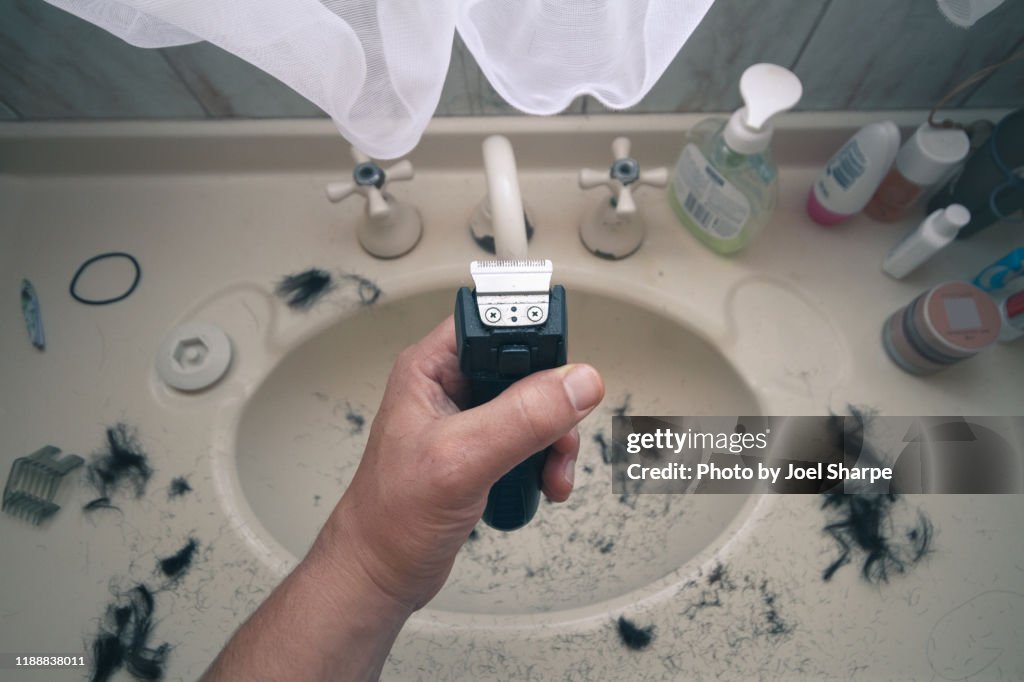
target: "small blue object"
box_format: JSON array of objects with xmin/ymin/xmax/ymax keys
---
[
  {"xmin": 972, "ymin": 248, "xmax": 1024, "ymax": 292},
  {"xmin": 20, "ymin": 279, "xmax": 45, "ymax": 350}
]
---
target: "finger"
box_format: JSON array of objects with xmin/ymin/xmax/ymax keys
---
[
  {"xmin": 542, "ymin": 428, "xmax": 580, "ymax": 503},
  {"xmin": 412, "ymin": 315, "xmax": 457, "ymax": 358},
  {"xmin": 381, "ymin": 317, "xmax": 468, "ymax": 419},
  {"xmin": 440, "ymin": 364, "xmax": 604, "ymax": 489},
  {"xmin": 407, "ymin": 316, "xmax": 470, "ymax": 409}
]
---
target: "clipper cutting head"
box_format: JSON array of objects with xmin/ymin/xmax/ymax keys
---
[{"xmin": 470, "ymin": 259, "xmax": 553, "ymax": 328}]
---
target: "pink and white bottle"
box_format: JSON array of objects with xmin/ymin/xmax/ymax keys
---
[{"xmin": 807, "ymin": 121, "xmax": 900, "ymax": 226}]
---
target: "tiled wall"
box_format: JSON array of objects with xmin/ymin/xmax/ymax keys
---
[{"xmin": 1, "ymin": 0, "xmax": 1022, "ymax": 122}]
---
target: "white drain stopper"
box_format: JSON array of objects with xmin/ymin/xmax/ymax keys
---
[{"xmin": 156, "ymin": 322, "xmax": 232, "ymax": 391}]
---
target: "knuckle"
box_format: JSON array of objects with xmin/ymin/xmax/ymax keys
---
[{"xmin": 394, "ymin": 345, "xmax": 417, "ymax": 371}]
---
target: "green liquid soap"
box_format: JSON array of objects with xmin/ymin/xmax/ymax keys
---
[{"xmin": 668, "ymin": 63, "xmax": 801, "ymax": 256}]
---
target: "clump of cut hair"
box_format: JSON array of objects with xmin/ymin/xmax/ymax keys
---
[
  {"xmin": 89, "ymin": 584, "xmax": 170, "ymax": 682},
  {"xmin": 86, "ymin": 424, "xmax": 153, "ymax": 501},
  {"xmin": 168, "ymin": 477, "xmax": 192, "ymax": 499},
  {"xmin": 275, "ymin": 268, "xmax": 335, "ymax": 309},
  {"xmin": 616, "ymin": 616, "xmax": 655, "ymax": 651},
  {"xmin": 157, "ymin": 537, "xmax": 199, "ymax": 580},
  {"xmin": 820, "ymin": 408, "xmax": 933, "ymax": 583},
  {"xmin": 338, "ymin": 273, "xmax": 381, "ymax": 306}
]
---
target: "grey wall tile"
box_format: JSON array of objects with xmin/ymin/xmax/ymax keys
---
[
  {"xmin": 0, "ymin": 0, "xmax": 203, "ymax": 118},
  {"xmin": 963, "ymin": 38, "xmax": 1024, "ymax": 109},
  {"xmin": 160, "ymin": 42, "xmax": 325, "ymax": 118},
  {"xmin": 629, "ymin": 0, "xmax": 829, "ymax": 113},
  {"xmin": 794, "ymin": 0, "xmax": 1024, "ymax": 110},
  {"xmin": 0, "ymin": 98, "xmax": 18, "ymax": 119}
]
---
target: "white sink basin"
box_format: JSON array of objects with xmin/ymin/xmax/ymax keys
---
[{"xmin": 235, "ymin": 285, "xmax": 759, "ymax": 615}]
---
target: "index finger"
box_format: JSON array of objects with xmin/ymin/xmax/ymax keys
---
[{"xmin": 408, "ymin": 316, "xmax": 469, "ymax": 409}]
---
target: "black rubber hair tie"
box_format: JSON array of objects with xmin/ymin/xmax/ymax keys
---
[{"xmin": 69, "ymin": 252, "xmax": 142, "ymax": 305}]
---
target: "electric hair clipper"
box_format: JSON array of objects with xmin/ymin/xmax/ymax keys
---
[{"xmin": 455, "ymin": 259, "xmax": 567, "ymax": 531}]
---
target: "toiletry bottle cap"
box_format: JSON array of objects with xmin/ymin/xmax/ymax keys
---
[
  {"xmin": 1005, "ymin": 289, "xmax": 1024, "ymax": 319},
  {"xmin": 895, "ymin": 123, "xmax": 970, "ymax": 186},
  {"xmin": 932, "ymin": 204, "xmax": 971, "ymax": 237},
  {"xmin": 723, "ymin": 63, "xmax": 803, "ymax": 155}
]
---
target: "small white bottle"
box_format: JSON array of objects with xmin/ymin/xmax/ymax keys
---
[
  {"xmin": 882, "ymin": 204, "xmax": 970, "ymax": 279},
  {"xmin": 806, "ymin": 121, "xmax": 901, "ymax": 226},
  {"xmin": 998, "ymin": 289, "xmax": 1024, "ymax": 343}
]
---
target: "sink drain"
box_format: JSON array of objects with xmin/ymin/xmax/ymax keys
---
[{"xmin": 156, "ymin": 322, "xmax": 232, "ymax": 391}]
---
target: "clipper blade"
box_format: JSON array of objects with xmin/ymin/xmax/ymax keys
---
[{"xmin": 470, "ymin": 259, "xmax": 553, "ymax": 328}]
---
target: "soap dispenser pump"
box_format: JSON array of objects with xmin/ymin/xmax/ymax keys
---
[{"xmin": 669, "ymin": 63, "xmax": 802, "ymax": 255}]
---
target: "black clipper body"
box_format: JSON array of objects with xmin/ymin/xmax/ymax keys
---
[{"xmin": 455, "ymin": 260, "xmax": 567, "ymax": 531}]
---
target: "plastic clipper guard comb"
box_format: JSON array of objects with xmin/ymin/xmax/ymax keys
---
[
  {"xmin": 2, "ymin": 446, "xmax": 83, "ymax": 525},
  {"xmin": 455, "ymin": 259, "xmax": 567, "ymax": 531}
]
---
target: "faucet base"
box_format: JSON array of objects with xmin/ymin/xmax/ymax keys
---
[
  {"xmin": 469, "ymin": 199, "xmax": 536, "ymax": 255},
  {"xmin": 358, "ymin": 196, "xmax": 423, "ymax": 259},
  {"xmin": 580, "ymin": 201, "xmax": 645, "ymax": 260}
]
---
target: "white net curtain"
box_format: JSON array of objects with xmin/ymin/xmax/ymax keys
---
[{"xmin": 45, "ymin": 0, "xmax": 715, "ymax": 158}]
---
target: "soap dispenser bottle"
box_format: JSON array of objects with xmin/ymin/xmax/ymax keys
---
[{"xmin": 669, "ymin": 63, "xmax": 803, "ymax": 255}]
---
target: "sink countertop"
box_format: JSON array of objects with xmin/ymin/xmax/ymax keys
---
[{"xmin": 1, "ymin": 113, "xmax": 1022, "ymax": 681}]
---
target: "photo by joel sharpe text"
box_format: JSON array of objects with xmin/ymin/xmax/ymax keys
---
[
  {"xmin": 612, "ymin": 416, "xmax": 1024, "ymax": 495},
  {"xmin": 624, "ymin": 460, "xmax": 893, "ymax": 486}
]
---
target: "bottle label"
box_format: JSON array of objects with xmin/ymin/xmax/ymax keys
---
[
  {"xmin": 673, "ymin": 144, "xmax": 750, "ymax": 240},
  {"xmin": 826, "ymin": 139, "xmax": 867, "ymax": 191}
]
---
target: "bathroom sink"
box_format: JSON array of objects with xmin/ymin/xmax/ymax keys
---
[
  {"xmin": 234, "ymin": 284, "xmax": 759, "ymax": 615},
  {"xmin": 5, "ymin": 114, "xmax": 1022, "ymax": 679}
]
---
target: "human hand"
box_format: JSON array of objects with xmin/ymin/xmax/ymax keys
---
[{"xmin": 309, "ymin": 315, "xmax": 604, "ymax": 612}]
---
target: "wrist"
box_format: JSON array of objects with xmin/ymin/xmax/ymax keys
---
[
  {"xmin": 202, "ymin": 516, "xmax": 413, "ymax": 682},
  {"xmin": 304, "ymin": 509, "xmax": 416, "ymax": 624}
]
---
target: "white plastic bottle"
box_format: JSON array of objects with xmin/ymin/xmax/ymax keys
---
[
  {"xmin": 882, "ymin": 204, "xmax": 970, "ymax": 279},
  {"xmin": 864, "ymin": 123, "xmax": 970, "ymax": 222},
  {"xmin": 806, "ymin": 121, "xmax": 900, "ymax": 225},
  {"xmin": 669, "ymin": 63, "xmax": 802, "ymax": 255}
]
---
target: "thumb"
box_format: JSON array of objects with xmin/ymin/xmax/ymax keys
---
[{"xmin": 441, "ymin": 364, "xmax": 604, "ymax": 490}]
